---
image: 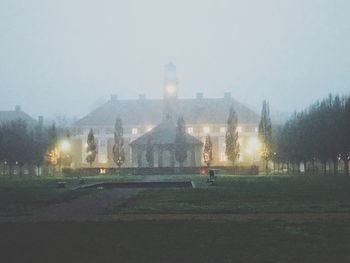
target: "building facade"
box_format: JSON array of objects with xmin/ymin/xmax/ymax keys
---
[{"xmin": 70, "ymin": 63, "xmax": 261, "ymax": 168}]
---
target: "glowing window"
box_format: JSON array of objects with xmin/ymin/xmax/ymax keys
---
[
  {"xmin": 220, "ymin": 127, "xmax": 226, "ymax": 133},
  {"xmin": 220, "ymin": 152, "xmax": 227, "ymax": 162},
  {"xmin": 245, "ymin": 137, "xmax": 261, "ymax": 156},
  {"xmin": 203, "ymin": 126, "xmax": 210, "ymax": 133},
  {"xmin": 237, "ymin": 126, "xmax": 242, "ymax": 133},
  {"xmin": 132, "ymin": 128, "xmax": 138, "ymax": 135},
  {"xmin": 187, "ymin": 127, "xmax": 194, "ymax": 134},
  {"xmin": 255, "ymin": 127, "xmax": 258, "ymax": 132},
  {"xmin": 99, "ymin": 155, "xmax": 108, "ymax": 164}
]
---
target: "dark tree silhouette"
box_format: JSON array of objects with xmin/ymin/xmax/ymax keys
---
[
  {"xmin": 113, "ymin": 117, "xmax": 125, "ymax": 169},
  {"xmin": 274, "ymin": 94, "xmax": 350, "ymax": 176},
  {"xmin": 175, "ymin": 116, "xmax": 187, "ymax": 168},
  {"xmin": 146, "ymin": 136, "xmax": 154, "ymax": 167},
  {"xmin": 225, "ymin": 107, "xmax": 240, "ymax": 165},
  {"xmin": 86, "ymin": 128, "xmax": 97, "ymax": 167},
  {"xmin": 258, "ymin": 100, "xmax": 272, "ymax": 173},
  {"xmin": 203, "ymin": 134, "xmax": 213, "ymax": 167}
]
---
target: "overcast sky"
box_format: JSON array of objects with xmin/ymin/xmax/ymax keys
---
[{"xmin": 0, "ymin": 0, "xmax": 349, "ymax": 119}]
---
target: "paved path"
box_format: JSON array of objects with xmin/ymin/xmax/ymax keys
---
[
  {"xmin": 0, "ymin": 188, "xmax": 141, "ymax": 222},
  {"xmin": 97, "ymin": 212, "xmax": 350, "ymax": 222}
]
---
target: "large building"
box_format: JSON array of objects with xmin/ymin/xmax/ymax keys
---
[{"xmin": 71, "ymin": 63, "xmax": 261, "ymax": 168}]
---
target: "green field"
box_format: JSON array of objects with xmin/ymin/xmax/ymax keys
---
[
  {"xmin": 1, "ymin": 174, "xmax": 350, "ymax": 262},
  {"xmin": 118, "ymin": 174, "xmax": 350, "ymax": 214}
]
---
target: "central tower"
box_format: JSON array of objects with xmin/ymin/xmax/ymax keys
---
[{"xmin": 163, "ymin": 62, "xmax": 178, "ymax": 100}]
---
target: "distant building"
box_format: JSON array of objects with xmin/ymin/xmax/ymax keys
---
[
  {"xmin": 71, "ymin": 63, "xmax": 260, "ymax": 168},
  {"xmin": 0, "ymin": 105, "xmax": 39, "ymax": 127}
]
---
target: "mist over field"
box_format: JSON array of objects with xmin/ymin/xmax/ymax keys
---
[{"xmin": 0, "ymin": 0, "xmax": 349, "ymax": 119}]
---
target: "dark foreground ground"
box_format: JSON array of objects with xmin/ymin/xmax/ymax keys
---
[
  {"xmin": 1, "ymin": 220, "xmax": 350, "ymax": 263},
  {"xmin": 1, "ymin": 174, "xmax": 350, "ymax": 262}
]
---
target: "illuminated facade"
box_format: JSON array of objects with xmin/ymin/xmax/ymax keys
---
[{"xmin": 70, "ymin": 63, "xmax": 260, "ymax": 168}]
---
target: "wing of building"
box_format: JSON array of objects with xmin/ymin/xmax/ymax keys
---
[
  {"xmin": 71, "ymin": 63, "xmax": 261, "ymax": 168},
  {"xmin": 0, "ymin": 106, "xmax": 38, "ymax": 127}
]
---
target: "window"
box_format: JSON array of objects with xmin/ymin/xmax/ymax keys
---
[
  {"xmin": 236, "ymin": 126, "xmax": 242, "ymax": 133},
  {"xmin": 132, "ymin": 128, "xmax": 138, "ymax": 135},
  {"xmin": 220, "ymin": 152, "xmax": 227, "ymax": 162},
  {"xmin": 203, "ymin": 126, "xmax": 210, "ymax": 133},
  {"xmin": 220, "ymin": 127, "xmax": 226, "ymax": 133},
  {"xmin": 254, "ymin": 127, "xmax": 258, "ymax": 133},
  {"xmin": 187, "ymin": 127, "xmax": 194, "ymax": 134}
]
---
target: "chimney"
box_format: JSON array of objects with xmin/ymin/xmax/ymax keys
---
[
  {"xmin": 15, "ymin": 105, "xmax": 21, "ymax": 112},
  {"xmin": 110, "ymin": 94, "xmax": 118, "ymax": 102},
  {"xmin": 196, "ymin": 93, "xmax": 203, "ymax": 99},
  {"xmin": 224, "ymin": 92, "xmax": 232, "ymax": 99},
  {"xmin": 139, "ymin": 94, "xmax": 146, "ymax": 100}
]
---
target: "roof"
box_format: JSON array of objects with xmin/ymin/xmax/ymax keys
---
[
  {"xmin": 0, "ymin": 109, "xmax": 37, "ymax": 126},
  {"xmin": 75, "ymin": 96, "xmax": 260, "ymax": 127},
  {"xmin": 130, "ymin": 116, "xmax": 202, "ymax": 146}
]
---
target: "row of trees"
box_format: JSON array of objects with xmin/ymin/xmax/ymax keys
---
[
  {"xmin": 0, "ymin": 120, "xmax": 65, "ymax": 175},
  {"xmin": 203, "ymin": 107, "xmax": 241, "ymax": 167},
  {"xmin": 273, "ymin": 94, "xmax": 350, "ymax": 176},
  {"xmin": 85, "ymin": 117, "xmax": 126, "ymax": 168}
]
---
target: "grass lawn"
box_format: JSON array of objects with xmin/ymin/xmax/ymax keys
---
[
  {"xmin": 1, "ymin": 174, "xmax": 350, "ymax": 262},
  {"xmin": 0, "ymin": 175, "xmax": 136, "ymax": 215},
  {"xmin": 118, "ymin": 174, "xmax": 350, "ymax": 214},
  {"xmin": 1, "ymin": 220, "xmax": 350, "ymax": 263}
]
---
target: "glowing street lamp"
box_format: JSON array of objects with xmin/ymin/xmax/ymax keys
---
[
  {"xmin": 60, "ymin": 140, "xmax": 71, "ymax": 152},
  {"xmin": 245, "ymin": 137, "xmax": 262, "ymax": 161},
  {"xmin": 166, "ymin": 84, "xmax": 176, "ymax": 95}
]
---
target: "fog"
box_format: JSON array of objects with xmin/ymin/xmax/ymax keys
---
[{"xmin": 0, "ymin": 0, "xmax": 349, "ymax": 118}]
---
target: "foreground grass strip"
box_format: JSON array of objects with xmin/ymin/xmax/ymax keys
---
[{"xmin": 0, "ymin": 220, "xmax": 350, "ymax": 263}]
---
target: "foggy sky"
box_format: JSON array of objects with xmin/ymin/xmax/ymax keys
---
[{"xmin": 0, "ymin": 0, "xmax": 349, "ymax": 119}]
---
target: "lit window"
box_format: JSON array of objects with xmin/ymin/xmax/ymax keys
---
[
  {"xmin": 146, "ymin": 126, "xmax": 154, "ymax": 132},
  {"xmin": 220, "ymin": 152, "xmax": 227, "ymax": 162},
  {"xmin": 99, "ymin": 155, "xmax": 108, "ymax": 164},
  {"xmin": 187, "ymin": 127, "xmax": 194, "ymax": 134},
  {"xmin": 254, "ymin": 127, "xmax": 258, "ymax": 132},
  {"xmin": 132, "ymin": 128, "xmax": 138, "ymax": 135},
  {"xmin": 237, "ymin": 126, "xmax": 242, "ymax": 133},
  {"xmin": 203, "ymin": 126, "xmax": 210, "ymax": 133},
  {"xmin": 220, "ymin": 127, "xmax": 226, "ymax": 133}
]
